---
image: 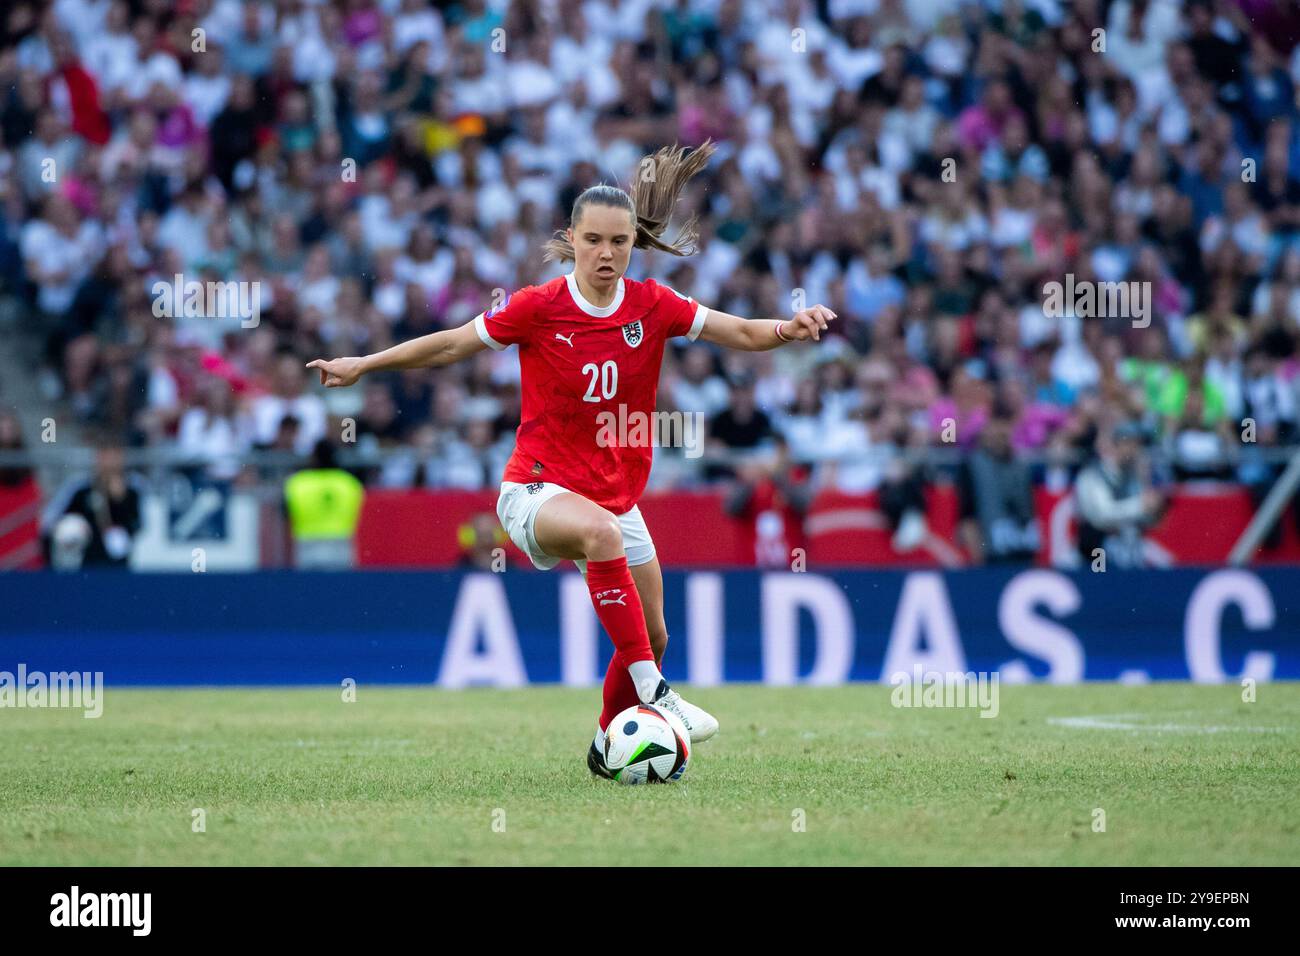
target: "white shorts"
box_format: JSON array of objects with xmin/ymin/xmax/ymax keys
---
[{"xmin": 495, "ymin": 480, "xmax": 656, "ymax": 573}]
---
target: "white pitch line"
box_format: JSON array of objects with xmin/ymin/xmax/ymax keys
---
[{"xmin": 1048, "ymin": 714, "xmax": 1292, "ymax": 734}]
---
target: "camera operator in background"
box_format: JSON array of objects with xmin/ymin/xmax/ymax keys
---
[
  {"xmin": 42, "ymin": 446, "xmax": 143, "ymax": 570},
  {"xmin": 1074, "ymin": 421, "xmax": 1169, "ymax": 568}
]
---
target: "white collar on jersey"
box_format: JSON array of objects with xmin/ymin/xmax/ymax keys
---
[{"xmin": 565, "ymin": 270, "xmax": 625, "ymax": 318}]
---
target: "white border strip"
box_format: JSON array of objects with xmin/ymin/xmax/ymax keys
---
[{"xmin": 474, "ymin": 312, "xmax": 504, "ymax": 351}]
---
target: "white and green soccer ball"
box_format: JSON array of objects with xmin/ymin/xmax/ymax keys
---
[{"xmin": 604, "ymin": 704, "xmax": 691, "ymax": 785}]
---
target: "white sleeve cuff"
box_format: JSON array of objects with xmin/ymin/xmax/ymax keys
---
[
  {"xmin": 685, "ymin": 304, "xmax": 708, "ymax": 341},
  {"xmin": 474, "ymin": 312, "xmax": 505, "ymax": 350}
]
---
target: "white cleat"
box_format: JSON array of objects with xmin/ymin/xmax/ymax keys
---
[{"xmin": 652, "ymin": 681, "xmax": 719, "ymax": 743}]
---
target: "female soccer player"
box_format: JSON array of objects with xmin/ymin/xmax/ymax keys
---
[{"xmin": 307, "ymin": 141, "xmax": 835, "ymax": 778}]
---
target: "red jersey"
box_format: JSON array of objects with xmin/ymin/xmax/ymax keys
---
[{"xmin": 474, "ymin": 272, "xmax": 708, "ymax": 514}]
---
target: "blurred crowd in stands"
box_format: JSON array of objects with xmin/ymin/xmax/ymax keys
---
[{"xmin": 2, "ymin": 0, "xmax": 1300, "ymax": 567}]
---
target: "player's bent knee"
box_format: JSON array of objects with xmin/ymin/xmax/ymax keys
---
[{"xmin": 583, "ymin": 514, "xmax": 624, "ymax": 560}]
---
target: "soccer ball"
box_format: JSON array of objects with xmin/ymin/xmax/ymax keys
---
[{"xmin": 604, "ymin": 704, "xmax": 691, "ymax": 784}]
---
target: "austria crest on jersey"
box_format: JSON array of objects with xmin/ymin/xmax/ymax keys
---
[{"xmin": 621, "ymin": 319, "xmax": 643, "ymax": 348}]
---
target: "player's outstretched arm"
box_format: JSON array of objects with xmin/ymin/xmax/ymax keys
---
[
  {"xmin": 306, "ymin": 318, "xmax": 489, "ymax": 387},
  {"xmin": 697, "ymin": 305, "xmax": 836, "ymax": 352}
]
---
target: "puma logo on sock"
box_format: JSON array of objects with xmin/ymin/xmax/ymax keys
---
[{"xmin": 595, "ymin": 588, "xmax": 627, "ymax": 606}]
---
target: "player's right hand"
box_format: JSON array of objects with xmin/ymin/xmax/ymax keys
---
[{"xmin": 306, "ymin": 356, "xmax": 365, "ymax": 388}]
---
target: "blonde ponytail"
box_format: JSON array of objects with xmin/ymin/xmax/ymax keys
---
[{"xmin": 542, "ymin": 139, "xmax": 717, "ymax": 263}]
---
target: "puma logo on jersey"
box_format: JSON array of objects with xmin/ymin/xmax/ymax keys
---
[
  {"xmin": 555, "ymin": 332, "xmax": 575, "ymax": 347},
  {"xmin": 595, "ymin": 588, "xmax": 627, "ymax": 606}
]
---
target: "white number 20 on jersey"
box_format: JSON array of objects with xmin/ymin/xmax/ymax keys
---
[{"xmin": 581, "ymin": 360, "xmax": 618, "ymax": 402}]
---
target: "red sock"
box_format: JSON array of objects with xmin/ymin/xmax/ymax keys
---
[
  {"xmin": 586, "ymin": 555, "xmax": 654, "ymax": 669},
  {"xmin": 599, "ymin": 654, "xmax": 641, "ymax": 731}
]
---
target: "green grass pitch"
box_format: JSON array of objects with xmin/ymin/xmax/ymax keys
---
[{"xmin": 2, "ymin": 683, "xmax": 1297, "ymax": 865}]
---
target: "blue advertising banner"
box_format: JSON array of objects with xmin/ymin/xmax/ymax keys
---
[{"xmin": 0, "ymin": 568, "xmax": 1296, "ymax": 686}]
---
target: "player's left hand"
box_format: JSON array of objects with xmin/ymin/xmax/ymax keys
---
[{"xmin": 784, "ymin": 305, "xmax": 837, "ymax": 342}]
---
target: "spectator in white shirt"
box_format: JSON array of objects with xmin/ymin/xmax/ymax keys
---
[
  {"xmin": 20, "ymin": 193, "xmax": 105, "ymax": 316},
  {"xmin": 177, "ymin": 377, "xmax": 253, "ymax": 481},
  {"xmin": 669, "ymin": 346, "xmax": 732, "ymax": 417},
  {"xmin": 252, "ymin": 354, "xmax": 328, "ymax": 455}
]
